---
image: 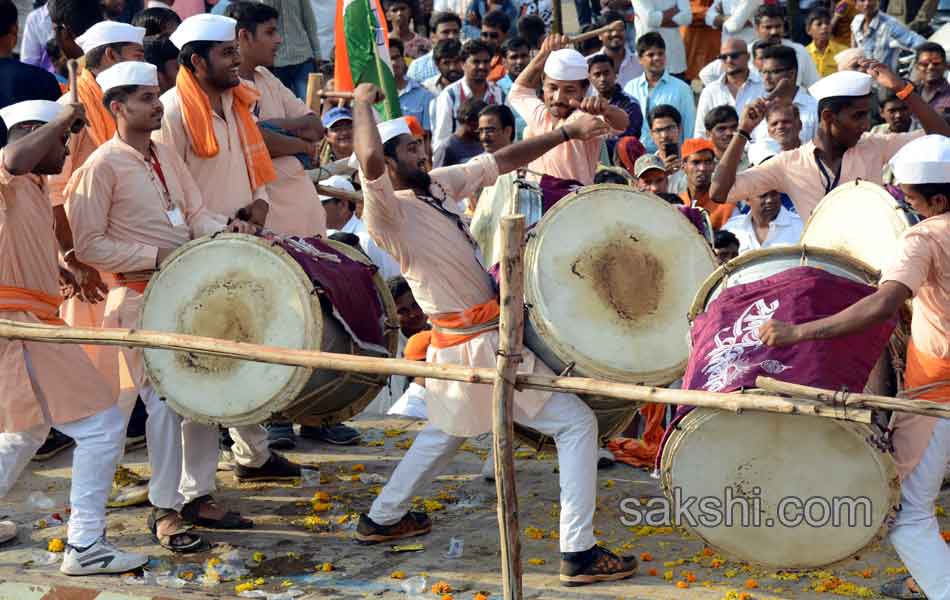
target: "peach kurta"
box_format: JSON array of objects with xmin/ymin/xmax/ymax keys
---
[
  {"xmin": 247, "ymin": 66, "xmax": 326, "ymax": 238},
  {"xmin": 66, "ymin": 136, "xmax": 226, "ymax": 398},
  {"xmin": 361, "ymin": 154, "xmax": 554, "ymax": 437},
  {"xmin": 0, "ymin": 153, "xmax": 115, "ymax": 433},
  {"xmin": 507, "ymin": 83, "xmax": 610, "ymax": 186},
  {"xmin": 879, "ymin": 213, "xmax": 950, "ymax": 480},
  {"xmin": 155, "ymin": 86, "xmax": 269, "ymax": 221}
]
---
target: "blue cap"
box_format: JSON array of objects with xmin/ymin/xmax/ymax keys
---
[{"xmin": 322, "ymin": 107, "xmax": 353, "ymax": 128}]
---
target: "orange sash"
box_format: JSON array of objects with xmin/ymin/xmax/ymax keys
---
[
  {"xmin": 904, "ymin": 340, "xmax": 950, "ymax": 402},
  {"xmin": 76, "ymin": 68, "xmax": 116, "ymax": 147},
  {"xmin": 404, "ymin": 330, "xmax": 432, "ymax": 361},
  {"xmin": 175, "ymin": 67, "xmax": 277, "ymax": 190},
  {"xmin": 606, "ymin": 403, "xmax": 667, "ymax": 468},
  {"xmin": 0, "ymin": 286, "xmax": 65, "ymax": 325},
  {"xmin": 114, "ymin": 272, "xmax": 152, "ymax": 294},
  {"xmin": 429, "ymin": 298, "xmax": 500, "ymax": 349}
]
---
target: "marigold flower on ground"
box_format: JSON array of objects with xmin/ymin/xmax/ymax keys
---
[
  {"xmin": 648, "ymin": 568, "xmax": 658, "ymax": 576},
  {"xmin": 702, "ymin": 547, "xmax": 715, "ymax": 557},
  {"xmin": 664, "ymin": 570, "xmax": 674, "ymax": 580},
  {"xmin": 352, "ymin": 464, "xmax": 365, "ymax": 473},
  {"xmin": 474, "ymin": 593, "xmax": 490, "ymax": 600},
  {"xmin": 685, "ymin": 571, "xmax": 697, "ymax": 582},
  {"xmin": 710, "ymin": 559, "xmax": 723, "ymax": 568},
  {"xmin": 738, "ymin": 593, "xmax": 752, "ymax": 600},
  {"xmin": 320, "ymin": 562, "xmax": 333, "ymax": 572},
  {"xmin": 47, "ymin": 538, "xmax": 64, "ymax": 553},
  {"xmin": 745, "ymin": 579, "xmax": 759, "ymax": 589},
  {"xmin": 640, "ymin": 551, "xmax": 653, "ymax": 561},
  {"xmin": 527, "ymin": 558, "xmax": 545, "ymax": 565},
  {"xmin": 313, "ymin": 491, "xmax": 330, "ymax": 501},
  {"xmin": 676, "ymin": 581, "xmax": 689, "ymax": 589},
  {"xmin": 390, "ymin": 571, "xmax": 406, "ymax": 579},
  {"xmin": 235, "ymin": 582, "xmax": 256, "ymax": 593},
  {"xmin": 432, "ymin": 581, "xmax": 452, "ymax": 594},
  {"xmin": 252, "ymin": 551, "xmax": 265, "ymax": 562}
]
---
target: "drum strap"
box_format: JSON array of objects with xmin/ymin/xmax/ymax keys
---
[
  {"xmin": 814, "ymin": 149, "xmax": 842, "ymax": 194},
  {"xmin": 416, "ymin": 185, "xmax": 491, "ymax": 274}
]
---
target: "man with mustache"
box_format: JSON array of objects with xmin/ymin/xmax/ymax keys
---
[
  {"xmin": 65, "ymin": 61, "xmax": 255, "ymax": 553},
  {"xmin": 509, "ymin": 34, "xmax": 628, "ymax": 186},
  {"xmin": 154, "ymin": 13, "xmax": 302, "ymax": 530},
  {"xmin": 351, "ymin": 82, "xmax": 640, "ymax": 586},
  {"xmin": 431, "ymin": 39, "xmax": 505, "ymax": 165},
  {"xmin": 422, "ymin": 38, "xmax": 463, "ymax": 96}
]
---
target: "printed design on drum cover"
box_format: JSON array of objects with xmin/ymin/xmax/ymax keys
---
[{"xmin": 701, "ymin": 298, "xmax": 791, "ymax": 391}]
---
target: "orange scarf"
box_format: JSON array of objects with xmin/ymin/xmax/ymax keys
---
[
  {"xmin": 76, "ymin": 68, "xmax": 116, "ymax": 147},
  {"xmin": 175, "ymin": 67, "xmax": 276, "ymax": 189},
  {"xmin": 429, "ymin": 298, "xmax": 500, "ymax": 349},
  {"xmin": 904, "ymin": 340, "xmax": 950, "ymax": 402},
  {"xmin": 0, "ymin": 286, "xmax": 65, "ymax": 325},
  {"xmin": 404, "ymin": 330, "xmax": 432, "ymax": 361}
]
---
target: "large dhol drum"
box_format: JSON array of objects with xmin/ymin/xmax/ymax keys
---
[
  {"xmin": 659, "ymin": 408, "xmax": 900, "ymax": 569},
  {"xmin": 520, "ymin": 184, "xmax": 718, "ymax": 445},
  {"xmin": 800, "ymin": 180, "xmax": 918, "ymax": 272},
  {"xmin": 140, "ymin": 234, "xmax": 398, "ymax": 427}
]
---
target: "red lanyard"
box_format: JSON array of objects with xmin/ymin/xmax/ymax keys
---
[{"xmin": 147, "ymin": 147, "xmax": 170, "ymax": 198}]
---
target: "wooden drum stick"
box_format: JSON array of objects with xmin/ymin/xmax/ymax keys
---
[
  {"xmin": 66, "ymin": 59, "xmax": 84, "ymax": 133},
  {"xmin": 568, "ymin": 20, "xmax": 625, "ymax": 44}
]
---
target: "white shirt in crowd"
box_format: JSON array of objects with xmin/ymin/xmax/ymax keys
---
[
  {"xmin": 724, "ymin": 205, "xmax": 804, "ymax": 254},
  {"xmin": 694, "ymin": 71, "xmax": 766, "ymax": 137},
  {"xmin": 310, "ymin": 0, "xmax": 336, "ymax": 62},
  {"xmin": 20, "ymin": 3, "xmax": 52, "ymax": 68},
  {"xmin": 329, "ymin": 215, "xmax": 402, "ymax": 281},
  {"xmin": 705, "ymin": 0, "xmax": 762, "ymax": 45},
  {"xmin": 591, "ymin": 47, "xmax": 644, "ymax": 88},
  {"xmin": 698, "ymin": 38, "xmax": 821, "ymax": 88},
  {"xmin": 751, "ymin": 86, "xmax": 818, "ymax": 146},
  {"xmin": 631, "ymin": 0, "xmax": 693, "ymax": 75}
]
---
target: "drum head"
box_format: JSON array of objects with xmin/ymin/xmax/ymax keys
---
[
  {"xmin": 660, "ymin": 408, "xmax": 899, "ymax": 569},
  {"xmin": 801, "ymin": 180, "xmax": 918, "ymax": 272},
  {"xmin": 689, "ymin": 246, "xmax": 879, "ymax": 319},
  {"xmin": 141, "ymin": 234, "xmax": 322, "ymax": 424},
  {"xmin": 525, "ymin": 184, "xmax": 717, "ymax": 385}
]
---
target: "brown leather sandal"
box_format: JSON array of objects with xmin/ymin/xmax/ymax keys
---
[
  {"xmin": 148, "ymin": 508, "xmax": 205, "ymax": 553},
  {"xmin": 181, "ymin": 495, "xmax": 253, "ymax": 530}
]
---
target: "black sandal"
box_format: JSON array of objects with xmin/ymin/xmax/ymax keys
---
[
  {"xmin": 881, "ymin": 576, "xmax": 927, "ymax": 600},
  {"xmin": 148, "ymin": 508, "xmax": 205, "ymax": 553},
  {"xmin": 181, "ymin": 495, "xmax": 253, "ymax": 530}
]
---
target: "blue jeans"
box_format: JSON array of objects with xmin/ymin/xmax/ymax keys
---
[
  {"xmin": 271, "ymin": 60, "xmax": 315, "ymax": 101},
  {"xmin": 574, "ymin": 0, "xmax": 601, "ymax": 26}
]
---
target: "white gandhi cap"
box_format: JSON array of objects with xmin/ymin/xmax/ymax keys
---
[
  {"xmin": 75, "ymin": 21, "xmax": 146, "ymax": 54},
  {"xmin": 809, "ymin": 70, "xmax": 873, "ymax": 102},
  {"xmin": 889, "ymin": 135, "xmax": 950, "ymax": 185},
  {"xmin": 96, "ymin": 61, "xmax": 159, "ymax": 94},
  {"xmin": 0, "ymin": 100, "xmax": 63, "ymax": 129},
  {"xmin": 170, "ymin": 14, "xmax": 236, "ymax": 49},
  {"xmin": 544, "ymin": 48, "xmax": 589, "ymax": 81},
  {"xmin": 378, "ymin": 117, "xmax": 411, "ymax": 144},
  {"xmin": 318, "ymin": 175, "xmax": 356, "ymax": 202}
]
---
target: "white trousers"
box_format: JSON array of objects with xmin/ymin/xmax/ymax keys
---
[
  {"xmin": 889, "ymin": 417, "xmax": 950, "ymax": 600},
  {"xmin": 0, "ymin": 405, "xmax": 125, "ymax": 548},
  {"xmin": 369, "ymin": 391, "xmax": 598, "ymax": 552},
  {"xmin": 179, "ymin": 422, "xmax": 270, "ymax": 502}
]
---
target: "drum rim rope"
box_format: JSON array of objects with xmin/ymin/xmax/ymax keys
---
[
  {"xmin": 659, "ymin": 406, "xmax": 901, "ymax": 570},
  {"xmin": 140, "ymin": 234, "xmax": 399, "ymax": 427},
  {"xmin": 524, "ymin": 183, "xmax": 717, "ymax": 386},
  {"xmin": 688, "ymin": 245, "xmax": 881, "ymax": 322}
]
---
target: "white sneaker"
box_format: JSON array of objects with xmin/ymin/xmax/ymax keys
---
[
  {"xmin": 0, "ymin": 520, "xmax": 16, "ymax": 545},
  {"xmin": 597, "ymin": 447, "xmax": 616, "ymax": 469},
  {"xmin": 60, "ymin": 536, "xmax": 149, "ymax": 575}
]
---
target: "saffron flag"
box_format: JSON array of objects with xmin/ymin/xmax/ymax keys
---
[{"xmin": 334, "ymin": 0, "xmax": 402, "ymax": 119}]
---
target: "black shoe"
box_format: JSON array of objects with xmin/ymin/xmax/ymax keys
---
[
  {"xmin": 125, "ymin": 396, "xmax": 148, "ymax": 451},
  {"xmin": 300, "ymin": 423, "xmax": 361, "ymax": 445},
  {"xmin": 560, "ymin": 545, "xmax": 638, "ymax": 587},
  {"xmin": 354, "ymin": 512, "xmax": 431, "ymax": 544},
  {"xmin": 32, "ymin": 430, "xmax": 75, "ymax": 461},
  {"xmin": 266, "ymin": 422, "xmax": 296, "ymax": 450},
  {"xmin": 219, "ymin": 427, "xmax": 234, "ymax": 451},
  {"xmin": 234, "ymin": 452, "xmax": 301, "ymax": 482}
]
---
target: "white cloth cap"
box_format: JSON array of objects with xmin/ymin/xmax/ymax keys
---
[
  {"xmin": 889, "ymin": 135, "xmax": 950, "ymax": 185},
  {"xmin": 75, "ymin": 21, "xmax": 146, "ymax": 54},
  {"xmin": 318, "ymin": 175, "xmax": 356, "ymax": 201},
  {"xmin": 378, "ymin": 117, "xmax": 411, "ymax": 144},
  {"xmin": 544, "ymin": 48, "xmax": 589, "ymax": 81},
  {"xmin": 748, "ymin": 139, "xmax": 783, "ymax": 166},
  {"xmin": 809, "ymin": 71, "xmax": 873, "ymax": 102},
  {"xmin": 0, "ymin": 100, "xmax": 63, "ymax": 128},
  {"xmin": 96, "ymin": 61, "xmax": 159, "ymax": 93},
  {"xmin": 170, "ymin": 14, "xmax": 236, "ymax": 49}
]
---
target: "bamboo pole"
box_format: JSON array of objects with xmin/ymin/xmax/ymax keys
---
[
  {"xmin": 305, "ymin": 73, "xmax": 324, "ymax": 113},
  {"xmin": 567, "ymin": 20, "xmax": 624, "ymax": 43},
  {"xmin": 0, "ymin": 319, "xmax": 876, "ymax": 423},
  {"xmin": 66, "ymin": 59, "xmax": 83, "ymax": 133},
  {"xmin": 552, "ymin": 0, "xmax": 563, "ymax": 34},
  {"xmin": 756, "ymin": 376, "xmax": 950, "ymax": 417},
  {"xmin": 493, "ymin": 215, "xmax": 525, "ymax": 600}
]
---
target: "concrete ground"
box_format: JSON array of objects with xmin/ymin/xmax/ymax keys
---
[{"xmin": 0, "ymin": 414, "xmax": 944, "ymax": 600}]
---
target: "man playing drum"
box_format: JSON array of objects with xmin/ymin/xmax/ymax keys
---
[
  {"xmin": 65, "ymin": 62, "xmax": 256, "ymax": 552},
  {"xmin": 0, "ymin": 99, "xmax": 148, "ymax": 575},
  {"xmin": 759, "ymin": 134, "xmax": 950, "ymax": 600},
  {"xmin": 154, "ymin": 13, "xmax": 300, "ymax": 528},
  {"xmin": 508, "ymin": 34, "xmax": 629, "ymax": 187},
  {"xmin": 710, "ymin": 64, "xmax": 950, "ymax": 220},
  {"xmin": 351, "ymin": 82, "xmax": 639, "ymax": 586}
]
